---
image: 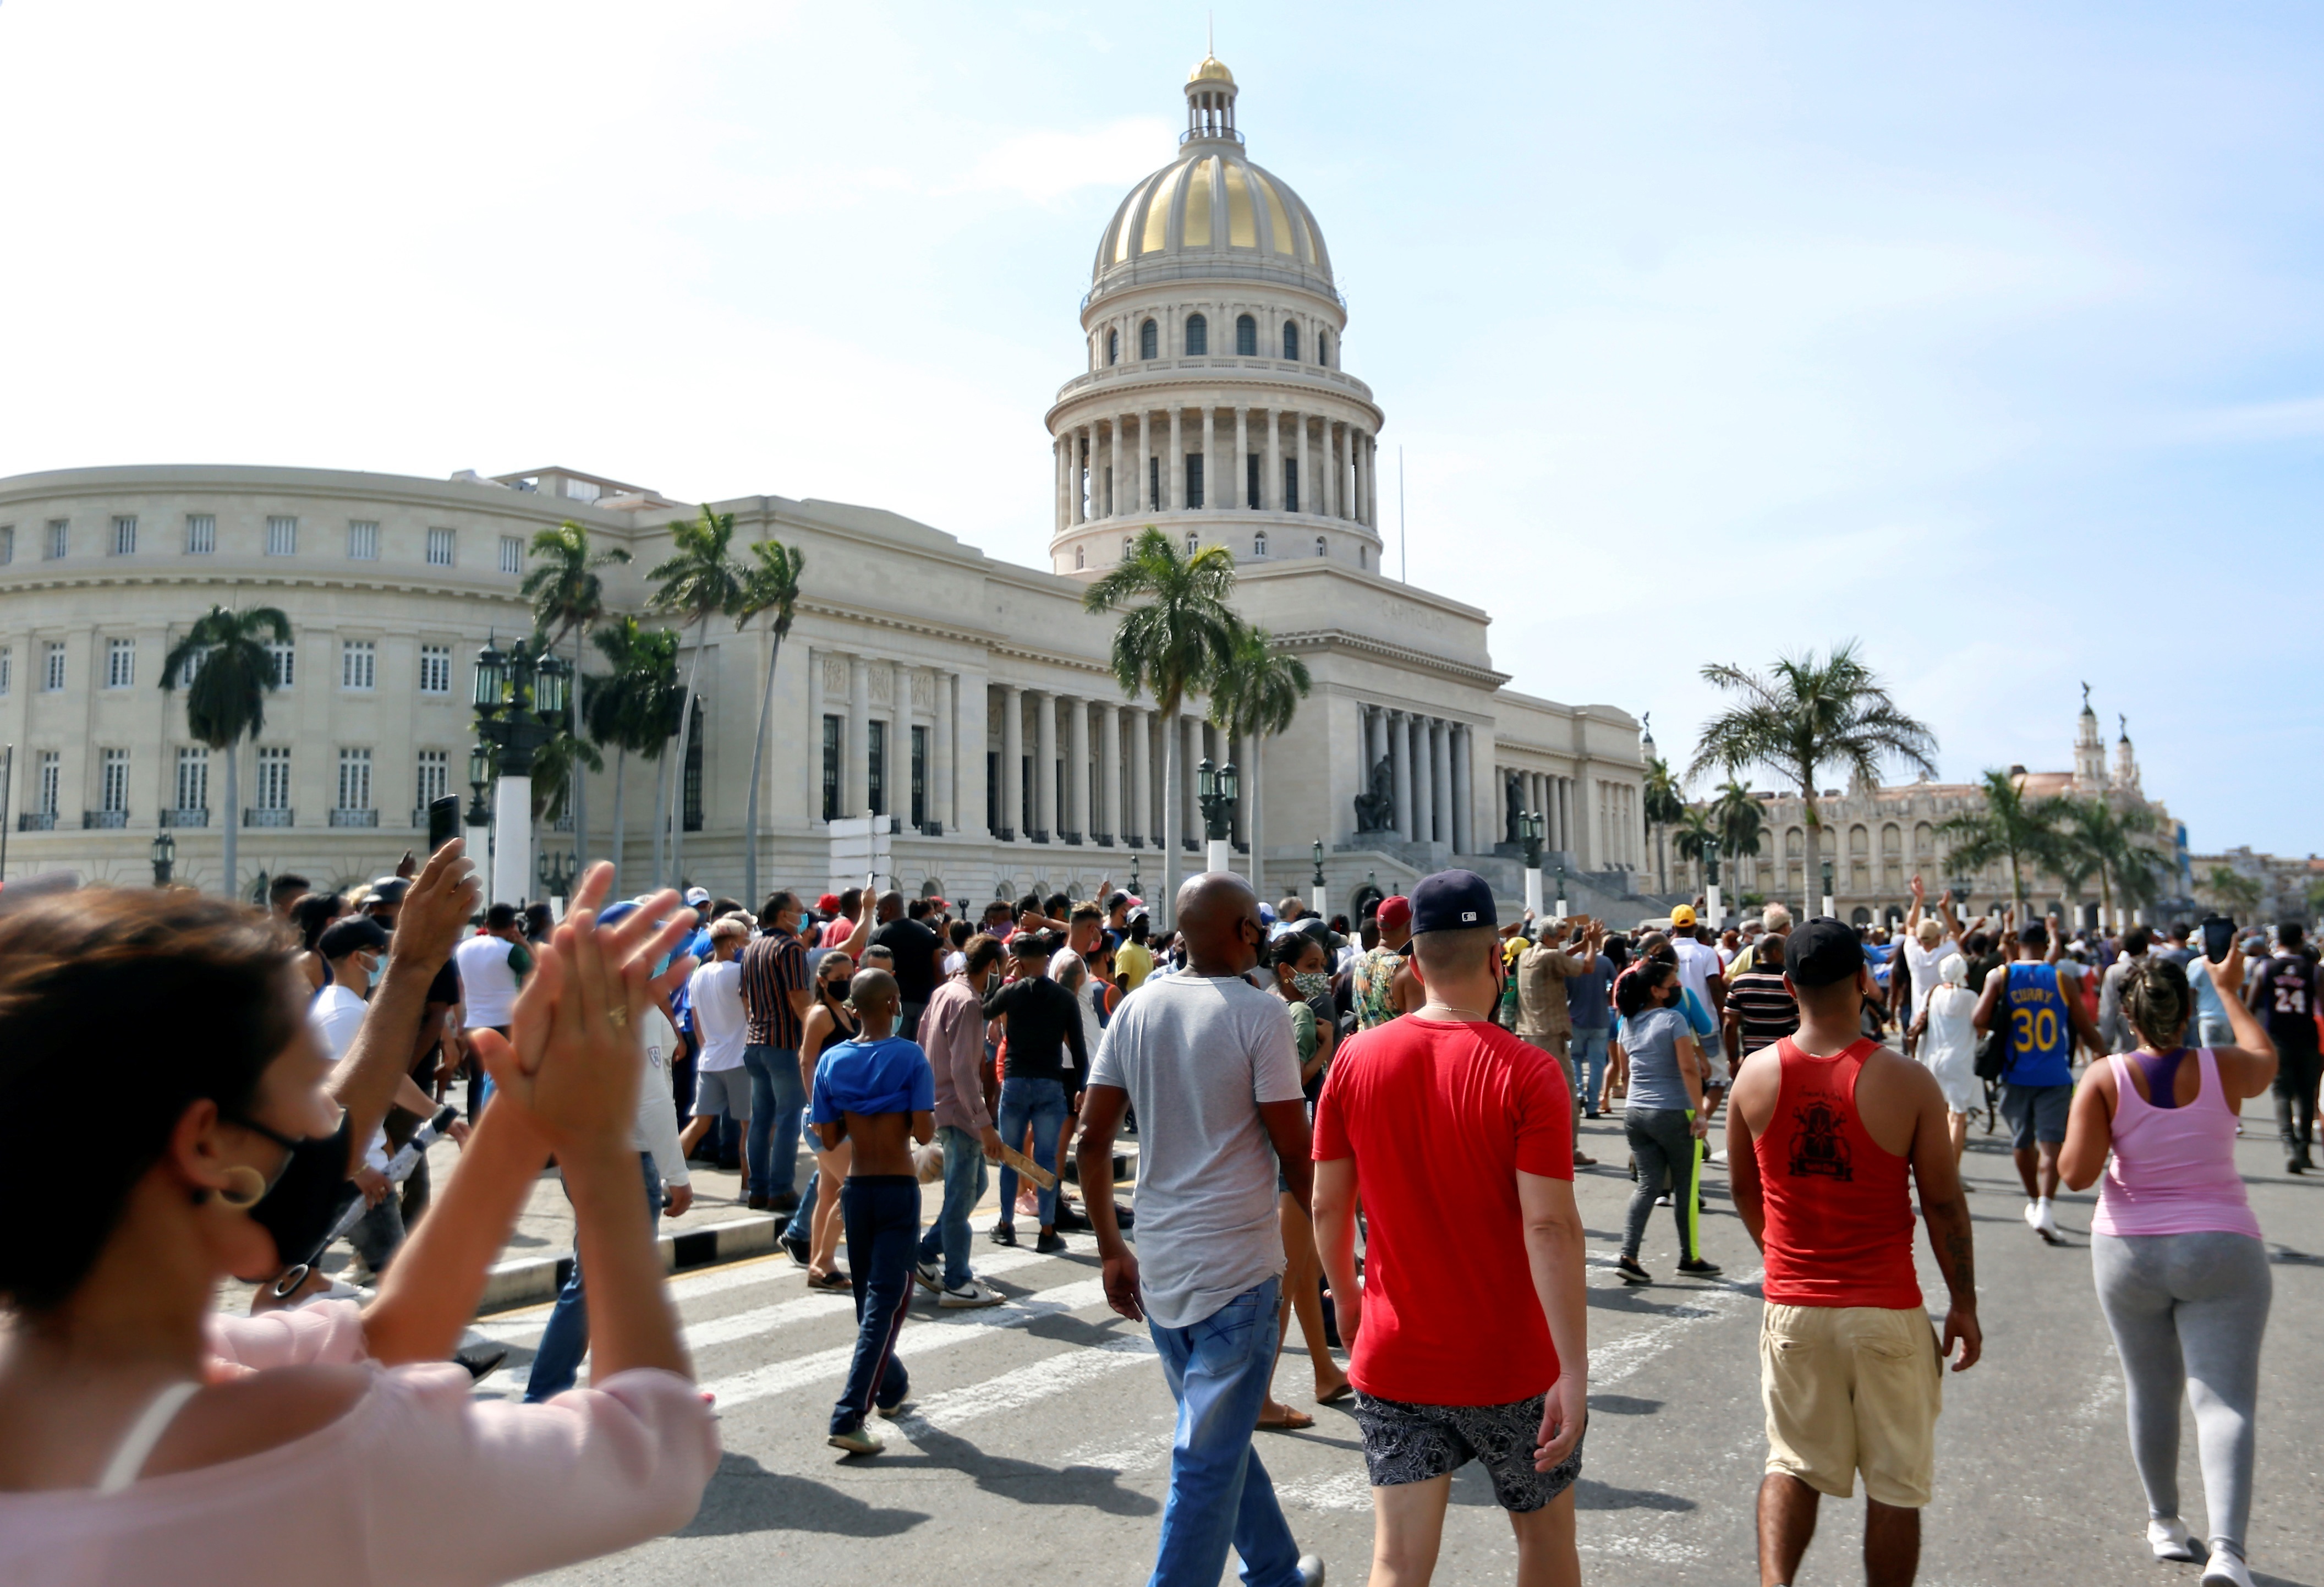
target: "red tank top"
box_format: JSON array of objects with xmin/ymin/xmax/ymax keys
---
[{"xmin": 1753, "ymin": 1037, "xmax": 1922, "ymax": 1309}]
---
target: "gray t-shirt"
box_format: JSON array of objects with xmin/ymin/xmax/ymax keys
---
[
  {"xmin": 1621, "ymin": 1006, "xmax": 1696, "ymax": 1112},
  {"xmin": 1089, "ymin": 969, "xmax": 1304, "ymax": 1328}
]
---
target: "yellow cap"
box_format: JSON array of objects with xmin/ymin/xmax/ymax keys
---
[{"xmin": 1669, "ymin": 904, "xmax": 1697, "ymax": 927}]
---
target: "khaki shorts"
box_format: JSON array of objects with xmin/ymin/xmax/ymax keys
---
[{"xmin": 1760, "ymin": 1303, "xmax": 1941, "ymax": 1508}]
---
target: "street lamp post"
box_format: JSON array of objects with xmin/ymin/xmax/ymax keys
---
[
  {"xmin": 150, "ymin": 829, "xmax": 174, "ymax": 888},
  {"xmin": 1821, "ymin": 857, "xmax": 1835, "ymax": 921},
  {"xmin": 1127, "ymin": 850, "xmax": 1141, "ymax": 906},
  {"xmin": 1519, "ymin": 809, "xmax": 1545, "ymax": 916},
  {"xmin": 1704, "ymin": 836, "xmax": 1723, "ymax": 927},
  {"xmin": 471, "ymin": 634, "xmax": 570, "ymax": 908},
  {"xmin": 1948, "ymin": 873, "xmax": 1971, "ymax": 928},
  {"xmin": 1311, "ymin": 838, "xmax": 1328, "ymax": 920},
  {"xmin": 1554, "ymin": 862, "xmax": 1568, "ymax": 920},
  {"xmin": 1196, "ymin": 758, "xmax": 1238, "ymax": 875}
]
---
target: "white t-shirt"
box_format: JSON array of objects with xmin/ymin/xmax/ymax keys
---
[
  {"xmin": 310, "ymin": 984, "xmax": 369, "ymax": 1063},
  {"xmin": 1670, "ymin": 937, "xmax": 1722, "ymax": 1014},
  {"xmin": 1902, "ymin": 938, "xmax": 1947, "ymax": 1022},
  {"xmin": 454, "ymin": 934, "xmax": 527, "ymax": 1029},
  {"xmin": 689, "ymin": 959, "xmax": 748, "ymax": 1073},
  {"xmin": 1087, "ymin": 970, "xmax": 1303, "ymax": 1329}
]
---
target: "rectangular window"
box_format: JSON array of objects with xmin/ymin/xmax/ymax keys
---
[
  {"xmin": 1246, "ymin": 453, "xmax": 1260, "ymax": 509},
  {"xmin": 37, "ymin": 751, "xmax": 60, "ymax": 816},
  {"xmin": 0, "ymin": 524, "xmax": 13, "ymax": 563},
  {"xmin": 45, "ymin": 519, "xmax": 67, "ymax": 560},
  {"xmin": 266, "ymin": 640, "xmax": 294, "ymax": 687},
  {"xmin": 1283, "ymin": 458, "xmax": 1299, "ymax": 514},
  {"xmin": 111, "ymin": 516, "xmax": 138, "ymax": 556},
  {"xmin": 337, "ymin": 747, "xmax": 372, "ymax": 811},
  {"xmin": 347, "ymin": 520, "xmax": 379, "ymax": 560},
  {"xmin": 911, "ymin": 725, "xmax": 928, "ymax": 830},
  {"xmin": 498, "ymin": 535, "xmax": 524, "ymax": 575},
  {"xmin": 1148, "ymin": 456, "xmax": 1160, "ymax": 511},
  {"xmin": 101, "ymin": 749, "xmax": 129, "ymax": 814},
  {"xmin": 176, "ymin": 746, "xmax": 209, "ymax": 813},
  {"xmin": 256, "ymin": 747, "xmax": 292, "ymax": 811},
  {"xmin": 986, "ymin": 750, "xmax": 1000, "ymax": 836},
  {"xmin": 683, "ymin": 710, "xmax": 704, "ymax": 831},
  {"xmin": 185, "ymin": 513, "xmax": 216, "ymax": 555},
  {"xmin": 1185, "ymin": 454, "xmax": 1205, "ymax": 510},
  {"xmin": 265, "ymin": 516, "xmax": 297, "ymax": 556},
  {"xmin": 821, "ymin": 714, "xmax": 842, "ymax": 820},
  {"xmin": 105, "ymin": 638, "xmax": 134, "ymax": 689},
  {"xmin": 415, "ymin": 749, "xmax": 448, "ymax": 808},
  {"xmin": 425, "ymin": 527, "xmax": 456, "ymax": 567},
  {"xmin": 867, "ymin": 718, "xmax": 887, "ymax": 817},
  {"xmin": 42, "ymin": 642, "xmax": 65, "ymax": 692},
  {"xmin": 0, "ymin": 645, "xmax": 10, "ymax": 696},
  {"xmin": 418, "ymin": 643, "xmax": 451, "ymax": 694},
  {"xmin": 340, "ymin": 640, "xmax": 375, "ymax": 691}
]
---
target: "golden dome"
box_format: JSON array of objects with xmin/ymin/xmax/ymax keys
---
[
  {"xmin": 1187, "ymin": 54, "xmax": 1235, "ymax": 85},
  {"xmin": 1091, "ymin": 143, "xmax": 1331, "ymax": 287}
]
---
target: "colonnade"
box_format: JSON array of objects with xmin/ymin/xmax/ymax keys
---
[
  {"xmin": 986, "ymin": 685, "xmax": 1252, "ymax": 855},
  {"xmin": 807, "ymin": 651, "xmax": 965, "ymax": 834},
  {"xmin": 1356, "ymin": 703, "xmax": 1475, "ymax": 853},
  {"xmin": 1497, "ymin": 767, "xmax": 1581, "ymax": 858},
  {"xmin": 1054, "ymin": 407, "xmax": 1377, "ymax": 537}
]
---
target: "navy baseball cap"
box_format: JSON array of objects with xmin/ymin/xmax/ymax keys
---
[
  {"xmin": 1786, "ymin": 917, "xmax": 1866, "ymax": 989},
  {"xmin": 1409, "ymin": 869, "xmax": 1498, "ymax": 936}
]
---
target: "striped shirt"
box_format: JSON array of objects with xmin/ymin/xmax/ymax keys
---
[
  {"xmin": 1724, "ymin": 967, "xmax": 1800, "ymax": 1057},
  {"xmin": 739, "ymin": 928, "xmax": 808, "ymax": 1048}
]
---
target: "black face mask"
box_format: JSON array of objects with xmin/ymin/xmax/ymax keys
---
[{"xmin": 228, "ymin": 1111, "xmax": 357, "ymax": 1279}]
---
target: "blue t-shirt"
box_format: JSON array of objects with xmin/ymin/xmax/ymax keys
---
[
  {"xmin": 810, "ymin": 1034, "xmax": 936, "ymax": 1123},
  {"xmin": 1565, "ymin": 954, "xmax": 1613, "ymax": 1029}
]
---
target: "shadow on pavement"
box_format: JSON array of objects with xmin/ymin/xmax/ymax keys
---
[
  {"xmin": 1586, "ymin": 1394, "xmax": 1663, "ymax": 1416},
  {"xmin": 683, "ymin": 1452, "xmax": 931, "ymax": 1537},
  {"xmin": 898, "ymin": 1422, "xmax": 1162, "ymax": 1517}
]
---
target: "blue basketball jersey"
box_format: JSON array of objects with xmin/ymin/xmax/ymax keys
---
[{"xmin": 2002, "ymin": 961, "xmax": 2074, "ymax": 1087}]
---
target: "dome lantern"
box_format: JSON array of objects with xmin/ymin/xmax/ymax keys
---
[{"xmin": 1183, "ymin": 55, "xmax": 1240, "ymax": 146}]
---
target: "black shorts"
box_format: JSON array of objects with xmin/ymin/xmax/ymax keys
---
[{"xmin": 1351, "ymin": 1392, "xmax": 1585, "ymax": 1511}]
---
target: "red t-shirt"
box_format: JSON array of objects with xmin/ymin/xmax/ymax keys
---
[{"xmin": 1312, "ymin": 1015, "xmax": 1574, "ymax": 1406}]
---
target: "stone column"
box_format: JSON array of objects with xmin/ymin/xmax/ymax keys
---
[
  {"xmin": 1321, "ymin": 423, "xmax": 1337, "ymax": 520},
  {"xmin": 1066, "ymin": 695, "xmax": 1090, "ymax": 842},
  {"xmin": 1262, "ymin": 409, "xmax": 1281, "ymax": 512},
  {"xmin": 1450, "ymin": 724, "xmax": 1472, "ymax": 853},
  {"xmin": 1136, "ymin": 412, "xmax": 1151, "ymax": 518},
  {"xmin": 1389, "ymin": 711, "xmax": 1412, "ymax": 842},
  {"xmin": 1413, "ymin": 717, "xmax": 1435, "ymax": 846},
  {"xmin": 1233, "ymin": 406, "xmax": 1249, "ymax": 511},
  {"xmin": 1366, "ymin": 434, "xmax": 1380, "ymax": 528},
  {"xmin": 1032, "ymin": 689, "xmax": 1055, "ymax": 842},
  {"xmin": 1294, "ymin": 413, "xmax": 1309, "ymax": 514},
  {"xmin": 1201, "ymin": 405, "xmax": 1216, "ymax": 511},
  {"xmin": 1168, "ymin": 407, "xmax": 1183, "ymax": 511},
  {"xmin": 931, "ymin": 671, "xmax": 955, "ymax": 831},
  {"xmin": 1182, "ymin": 714, "xmax": 1200, "ymax": 852},
  {"xmin": 845, "ymin": 654, "xmax": 870, "ymax": 818},
  {"xmin": 1000, "ymin": 685, "xmax": 1023, "ymax": 841},
  {"xmin": 1054, "ymin": 437, "xmax": 1067, "ymax": 534},
  {"xmin": 1106, "ymin": 420, "xmax": 1121, "ymax": 518},
  {"xmin": 1341, "ymin": 424, "xmax": 1356, "ymax": 521},
  {"xmin": 1099, "ymin": 702, "xmax": 1121, "ymax": 843},
  {"xmin": 1430, "ymin": 720, "xmax": 1452, "ymax": 846},
  {"xmin": 1128, "ymin": 705, "xmax": 1150, "ymax": 844}
]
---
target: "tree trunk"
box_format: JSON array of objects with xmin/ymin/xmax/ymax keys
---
[
  {"xmin": 651, "ymin": 745, "xmax": 669, "ymax": 893},
  {"xmin": 222, "ymin": 741, "xmax": 240, "ymax": 899},
  {"xmin": 571, "ymin": 626, "xmax": 589, "ymax": 875},
  {"xmin": 1655, "ymin": 825, "xmax": 1668, "ymax": 894},
  {"xmin": 1799, "ymin": 787, "xmax": 1822, "ymax": 920},
  {"xmin": 743, "ymin": 623, "xmax": 781, "ymax": 913},
  {"xmin": 1250, "ymin": 732, "xmax": 1264, "ymax": 898},
  {"xmin": 1160, "ymin": 704, "xmax": 1179, "ymax": 928},
  {"xmin": 610, "ymin": 747, "xmax": 628, "ymax": 896},
  {"xmin": 670, "ymin": 614, "xmax": 708, "ymax": 889}
]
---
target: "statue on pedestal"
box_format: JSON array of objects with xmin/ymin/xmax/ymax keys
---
[{"xmin": 1353, "ymin": 754, "xmax": 1395, "ymax": 834}]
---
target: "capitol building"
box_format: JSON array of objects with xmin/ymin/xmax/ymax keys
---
[{"xmin": 0, "ymin": 57, "xmax": 1653, "ymax": 918}]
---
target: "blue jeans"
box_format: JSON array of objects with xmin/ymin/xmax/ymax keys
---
[
  {"xmin": 1570, "ymin": 1026, "xmax": 1610, "ymax": 1112},
  {"xmin": 786, "ymin": 1168, "xmax": 820, "ymax": 1244},
  {"xmin": 833, "ymin": 1175, "xmax": 919, "ymax": 1435},
  {"xmin": 1147, "ymin": 1277, "xmax": 1302, "ymax": 1587},
  {"xmin": 523, "ymin": 1153, "xmax": 664, "ymax": 1402},
  {"xmin": 996, "ymin": 1077, "xmax": 1068, "ymax": 1229},
  {"xmin": 743, "ymin": 1044, "xmax": 805, "ymax": 1200},
  {"xmin": 916, "ymin": 1124, "xmax": 991, "ymax": 1288}
]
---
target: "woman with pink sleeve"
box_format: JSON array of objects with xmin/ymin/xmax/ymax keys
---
[
  {"xmin": 0, "ymin": 854, "xmax": 719, "ymax": 1587},
  {"xmin": 2060, "ymin": 944, "xmax": 2278, "ymax": 1587}
]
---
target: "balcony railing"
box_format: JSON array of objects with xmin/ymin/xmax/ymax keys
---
[
  {"xmin": 83, "ymin": 809, "xmax": 129, "ymax": 829},
  {"xmin": 159, "ymin": 807, "xmax": 210, "ymax": 828},
  {"xmin": 329, "ymin": 808, "xmax": 379, "ymax": 828},
  {"xmin": 244, "ymin": 808, "xmax": 294, "ymax": 828},
  {"xmin": 17, "ymin": 811, "xmax": 57, "ymax": 832},
  {"xmin": 551, "ymin": 810, "xmax": 574, "ymax": 832}
]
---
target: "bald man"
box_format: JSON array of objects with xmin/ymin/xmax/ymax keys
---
[{"xmin": 1078, "ymin": 872, "xmax": 1325, "ymax": 1587}]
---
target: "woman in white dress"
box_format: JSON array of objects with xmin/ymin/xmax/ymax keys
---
[{"xmin": 1908, "ymin": 951, "xmax": 1981, "ymax": 1167}]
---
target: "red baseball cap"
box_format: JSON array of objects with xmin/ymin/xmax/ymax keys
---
[
  {"xmin": 815, "ymin": 893, "xmax": 841, "ymax": 914},
  {"xmin": 1377, "ymin": 895, "xmax": 1412, "ymax": 933}
]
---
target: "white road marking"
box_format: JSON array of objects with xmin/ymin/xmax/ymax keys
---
[
  {"xmin": 1274, "ymin": 1471, "xmax": 1373, "ymax": 1512},
  {"xmin": 887, "ymin": 1335, "xmax": 1156, "ymax": 1437},
  {"xmin": 1591, "ymin": 1268, "xmax": 1764, "ymax": 1387}
]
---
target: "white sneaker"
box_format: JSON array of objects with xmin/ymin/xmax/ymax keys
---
[
  {"xmin": 939, "ymin": 1280, "xmax": 1004, "ymax": 1309},
  {"xmin": 2148, "ymin": 1519, "xmax": 2199, "ymax": 1563},
  {"xmin": 2201, "ymin": 1546, "xmax": 2255, "ymax": 1587},
  {"xmin": 827, "ymin": 1424, "xmax": 886, "ymax": 1457},
  {"xmin": 913, "ymin": 1260, "xmax": 942, "ymax": 1293},
  {"xmin": 2033, "ymin": 1199, "xmax": 2060, "ymax": 1242}
]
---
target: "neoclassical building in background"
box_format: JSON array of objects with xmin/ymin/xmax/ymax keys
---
[{"xmin": 0, "ymin": 57, "xmax": 1651, "ymax": 917}]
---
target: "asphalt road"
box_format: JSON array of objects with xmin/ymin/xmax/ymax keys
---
[{"xmin": 500, "ymin": 1109, "xmax": 2323, "ymax": 1587}]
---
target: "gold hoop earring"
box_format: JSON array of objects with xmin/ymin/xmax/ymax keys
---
[{"xmin": 216, "ymin": 1165, "xmax": 268, "ymax": 1210}]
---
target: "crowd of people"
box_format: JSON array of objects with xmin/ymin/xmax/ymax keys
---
[{"xmin": 0, "ymin": 835, "xmax": 2310, "ymax": 1586}]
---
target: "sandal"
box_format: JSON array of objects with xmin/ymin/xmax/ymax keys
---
[
  {"xmin": 807, "ymin": 1269, "xmax": 851, "ymax": 1292},
  {"xmin": 1256, "ymin": 1403, "xmax": 1316, "ymax": 1432},
  {"xmin": 1315, "ymin": 1382, "xmax": 1355, "ymax": 1407}
]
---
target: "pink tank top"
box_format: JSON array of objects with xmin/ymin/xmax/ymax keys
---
[{"xmin": 2091, "ymin": 1048, "xmax": 2261, "ymax": 1239}]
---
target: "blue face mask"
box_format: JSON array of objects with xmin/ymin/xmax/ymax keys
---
[{"xmin": 364, "ymin": 953, "xmax": 384, "ymax": 989}]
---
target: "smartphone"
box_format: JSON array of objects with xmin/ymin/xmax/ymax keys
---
[
  {"xmin": 2201, "ymin": 915, "xmax": 2236, "ymax": 964},
  {"xmin": 427, "ymin": 795, "xmax": 463, "ymax": 853}
]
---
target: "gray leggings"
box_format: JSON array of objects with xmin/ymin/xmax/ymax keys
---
[
  {"xmin": 1622, "ymin": 1107, "xmax": 1698, "ymax": 1263},
  {"xmin": 2091, "ymin": 1230, "xmax": 2271, "ymax": 1558}
]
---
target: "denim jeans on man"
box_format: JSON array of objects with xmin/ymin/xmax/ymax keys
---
[
  {"xmin": 524, "ymin": 1153, "xmax": 664, "ymax": 1402},
  {"xmin": 742, "ymin": 1043, "xmax": 805, "ymax": 1200},
  {"xmin": 995, "ymin": 1076, "xmax": 1069, "ymax": 1228},
  {"xmin": 832, "ymin": 1174, "xmax": 919, "ymax": 1435},
  {"xmin": 916, "ymin": 1124, "xmax": 991, "ymax": 1288},
  {"xmin": 1147, "ymin": 1276, "xmax": 1303, "ymax": 1587},
  {"xmin": 1570, "ymin": 1026, "xmax": 1610, "ymax": 1112}
]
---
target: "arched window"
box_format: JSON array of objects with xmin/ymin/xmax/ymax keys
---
[
  {"xmin": 1314, "ymin": 535, "xmax": 1328, "ymax": 558},
  {"xmin": 1122, "ymin": 536, "xmax": 1133, "ymax": 561},
  {"xmin": 1235, "ymin": 314, "xmax": 1257, "ymax": 355},
  {"xmin": 1358, "ymin": 545, "xmax": 1366, "ymax": 570},
  {"xmin": 1848, "ymin": 824, "xmax": 1870, "ymax": 856},
  {"xmin": 1075, "ymin": 545, "xmax": 1086, "ymax": 570},
  {"xmin": 1850, "ymin": 906, "xmax": 1873, "ymax": 926},
  {"xmin": 1106, "ymin": 328, "xmax": 1119, "ymax": 365},
  {"xmin": 1282, "ymin": 321, "xmax": 1299, "ymax": 360},
  {"xmin": 1317, "ymin": 330, "xmax": 1330, "ymax": 365},
  {"xmin": 1785, "ymin": 828, "xmax": 1805, "ymax": 857},
  {"xmin": 1185, "ymin": 530, "xmax": 1198, "ymax": 555},
  {"xmin": 1185, "ymin": 313, "xmax": 1208, "ymax": 356},
  {"xmin": 1252, "ymin": 530, "xmax": 1268, "ymax": 557},
  {"xmin": 1139, "ymin": 319, "xmax": 1158, "ymax": 360},
  {"xmin": 1881, "ymin": 823, "xmax": 1901, "ymax": 855},
  {"xmin": 1914, "ymin": 820, "xmax": 1934, "ymax": 854}
]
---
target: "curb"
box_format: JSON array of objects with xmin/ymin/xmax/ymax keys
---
[{"xmin": 476, "ymin": 1213, "xmax": 779, "ymax": 1315}]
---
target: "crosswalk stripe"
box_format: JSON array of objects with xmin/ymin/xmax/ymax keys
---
[{"xmin": 887, "ymin": 1335, "xmax": 1154, "ymax": 1438}]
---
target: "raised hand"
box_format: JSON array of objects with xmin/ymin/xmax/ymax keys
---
[{"xmin": 393, "ymin": 840, "xmax": 481, "ymax": 970}]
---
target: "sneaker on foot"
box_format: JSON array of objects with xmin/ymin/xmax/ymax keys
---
[
  {"xmin": 2032, "ymin": 1199, "xmax": 2060, "ymax": 1242},
  {"xmin": 779, "ymin": 1232, "xmax": 811, "ymax": 1266},
  {"xmin": 2201, "ymin": 1547, "xmax": 2255, "ymax": 1587},
  {"xmin": 1654, "ymin": 1193, "xmax": 1674, "ymax": 1207},
  {"xmin": 913, "ymin": 1260, "xmax": 942, "ymax": 1292},
  {"xmin": 989, "ymin": 1221, "xmax": 1017, "ymax": 1247},
  {"xmin": 940, "ymin": 1280, "xmax": 1005, "ymax": 1309},
  {"xmin": 827, "ymin": 1423, "xmax": 885, "ymax": 1457},
  {"xmin": 1676, "ymin": 1257, "xmax": 1724, "ymax": 1278},
  {"xmin": 2148, "ymin": 1518, "xmax": 2199, "ymax": 1563},
  {"xmin": 1572, "ymin": 1151, "xmax": 1597, "ymax": 1167},
  {"xmin": 1035, "ymin": 1230, "xmax": 1068, "ymax": 1255},
  {"xmin": 2022, "ymin": 1199, "xmax": 2043, "ymax": 1232},
  {"xmin": 1615, "ymin": 1256, "xmax": 1651, "ymax": 1285}
]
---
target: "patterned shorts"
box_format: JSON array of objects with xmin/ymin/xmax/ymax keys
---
[{"xmin": 1351, "ymin": 1391, "xmax": 1586, "ymax": 1511}]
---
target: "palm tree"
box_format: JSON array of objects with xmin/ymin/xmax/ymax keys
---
[
  {"xmin": 521, "ymin": 521, "xmax": 630, "ymax": 872},
  {"xmin": 2204, "ymin": 864, "xmax": 2263, "ymax": 920},
  {"xmin": 1641, "ymin": 756, "xmax": 1686, "ymax": 893},
  {"xmin": 528, "ymin": 706, "xmax": 604, "ymax": 828},
  {"xmin": 646, "ymin": 505, "xmax": 747, "ymax": 888},
  {"xmin": 1672, "ymin": 805, "xmax": 1720, "ymax": 898},
  {"xmin": 588, "ymin": 617, "xmax": 682, "ymax": 895},
  {"xmin": 161, "ymin": 605, "xmax": 291, "ymax": 899},
  {"xmin": 2062, "ymin": 798, "xmax": 2172, "ymax": 929},
  {"xmin": 1711, "ymin": 778, "xmax": 1767, "ymax": 891},
  {"xmin": 1083, "ymin": 527, "xmax": 1239, "ymax": 924},
  {"xmin": 732, "ymin": 537, "xmax": 804, "ymax": 910},
  {"xmin": 1936, "ymin": 769, "xmax": 2073, "ymax": 922},
  {"xmin": 1689, "ymin": 642, "xmax": 1938, "ymax": 918},
  {"xmin": 1205, "ymin": 621, "xmax": 1312, "ymax": 895}
]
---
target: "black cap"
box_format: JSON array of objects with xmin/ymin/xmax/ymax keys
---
[
  {"xmin": 1410, "ymin": 869, "xmax": 1498, "ymax": 937},
  {"xmin": 317, "ymin": 917, "xmax": 391, "ymax": 960},
  {"xmin": 365, "ymin": 877, "xmax": 410, "ymax": 907},
  {"xmin": 1785, "ymin": 917, "xmax": 1866, "ymax": 989}
]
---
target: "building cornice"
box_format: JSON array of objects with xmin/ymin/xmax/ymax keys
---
[
  {"xmin": 1272, "ymin": 625, "xmax": 1509, "ymax": 691},
  {"xmin": 1048, "ymin": 360, "xmax": 1379, "ymax": 429}
]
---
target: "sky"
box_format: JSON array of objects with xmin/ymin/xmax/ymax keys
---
[{"xmin": 2, "ymin": 2, "xmax": 2317, "ymax": 854}]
